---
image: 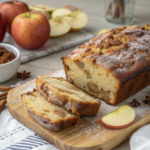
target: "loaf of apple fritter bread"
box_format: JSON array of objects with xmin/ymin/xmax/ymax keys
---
[
  {"xmin": 21, "ymin": 89, "xmax": 79, "ymax": 131},
  {"xmin": 63, "ymin": 24, "xmax": 150, "ymax": 106},
  {"xmin": 36, "ymin": 76, "xmax": 101, "ymax": 116}
]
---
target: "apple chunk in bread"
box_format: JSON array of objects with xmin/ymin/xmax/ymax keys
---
[
  {"xmin": 49, "ymin": 18, "xmax": 71, "ymax": 37},
  {"xmin": 99, "ymin": 105, "xmax": 135, "ymax": 129}
]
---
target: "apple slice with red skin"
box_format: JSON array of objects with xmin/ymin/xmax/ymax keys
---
[{"xmin": 99, "ymin": 105, "xmax": 135, "ymax": 129}]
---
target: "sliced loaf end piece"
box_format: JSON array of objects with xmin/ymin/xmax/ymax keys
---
[{"xmin": 21, "ymin": 89, "xmax": 79, "ymax": 132}]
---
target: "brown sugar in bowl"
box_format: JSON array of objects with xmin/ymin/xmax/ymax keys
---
[
  {"xmin": 0, "ymin": 46, "xmax": 16, "ymax": 65},
  {"xmin": 0, "ymin": 43, "xmax": 20, "ymax": 83}
]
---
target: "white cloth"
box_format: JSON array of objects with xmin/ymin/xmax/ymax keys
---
[
  {"xmin": 0, "ymin": 82, "xmax": 59, "ymax": 150},
  {"xmin": 130, "ymin": 124, "xmax": 150, "ymax": 150}
]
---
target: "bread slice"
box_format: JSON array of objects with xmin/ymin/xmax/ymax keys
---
[
  {"xmin": 21, "ymin": 89, "xmax": 79, "ymax": 131},
  {"xmin": 36, "ymin": 76, "xmax": 101, "ymax": 116}
]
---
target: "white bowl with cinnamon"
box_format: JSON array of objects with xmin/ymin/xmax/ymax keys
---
[{"xmin": 0, "ymin": 43, "xmax": 20, "ymax": 83}]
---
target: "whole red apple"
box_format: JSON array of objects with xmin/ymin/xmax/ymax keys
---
[
  {"xmin": 0, "ymin": 13, "xmax": 6, "ymax": 42},
  {"xmin": 0, "ymin": 1, "xmax": 29, "ymax": 34},
  {"xmin": 11, "ymin": 12, "xmax": 50, "ymax": 49}
]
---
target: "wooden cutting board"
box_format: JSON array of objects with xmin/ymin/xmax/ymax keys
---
[{"xmin": 7, "ymin": 69, "xmax": 150, "ymax": 150}]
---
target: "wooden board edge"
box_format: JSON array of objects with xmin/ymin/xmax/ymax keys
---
[{"xmin": 7, "ymin": 102, "xmax": 102, "ymax": 150}]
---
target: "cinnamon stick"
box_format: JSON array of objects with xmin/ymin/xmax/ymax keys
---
[
  {"xmin": 0, "ymin": 86, "xmax": 14, "ymax": 91},
  {"xmin": 0, "ymin": 95, "xmax": 7, "ymax": 101},
  {"xmin": 118, "ymin": 3, "xmax": 124, "ymax": 20},
  {"xmin": 0, "ymin": 99, "xmax": 6, "ymax": 112},
  {"xmin": 0, "ymin": 91, "xmax": 8, "ymax": 97},
  {"xmin": 106, "ymin": 2, "xmax": 112, "ymax": 15},
  {"xmin": 111, "ymin": 2, "xmax": 119, "ymax": 19}
]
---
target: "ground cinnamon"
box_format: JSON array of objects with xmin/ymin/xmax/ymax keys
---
[{"xmin": 0, "ymin": 46, "xmax": 16, "ymax": 64}]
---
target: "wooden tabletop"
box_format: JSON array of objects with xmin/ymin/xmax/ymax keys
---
[{"xmin": 1, "ymin": 0, "xmax": 150, "ymax": 149}]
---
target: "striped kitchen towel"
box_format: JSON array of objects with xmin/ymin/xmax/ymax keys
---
[{"xmin": 0, "ymin": 82, "xmax": 59, "ymax": 150}]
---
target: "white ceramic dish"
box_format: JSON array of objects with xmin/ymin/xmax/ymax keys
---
[{"xmin": 0, "ymin": 43, "xmax": 20, "ymax": 83}]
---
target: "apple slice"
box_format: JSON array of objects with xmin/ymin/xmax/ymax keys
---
[
  {"xmin": 99, "ymin": 105, "xmax": 135, "ymax": 129},
  {"xmin": 62, "ymin": 10, "xmax": 88, "ymax": 31},
  {"xmin": 29, "ymin": 4, "xmax": 55, "ymax": 13},
  {"xmin": 51, "ymin": 8, "xmax": 71, "ymax": 18},
  {"xmin": 49, "ymin": 18, "xmax": 71, "ymax": 37},
  {"xmin": 98, "ymin": 29, "xmax": 110, "ymax": 35}
]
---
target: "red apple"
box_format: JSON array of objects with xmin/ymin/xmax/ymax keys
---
[
  {"xmin": 0, "ymin": 13, "xmax": 6, "ymax": 42},
  {"xmin": 0, "ymin": 0, "xmax": 29, "ymax": 34},
  {"xmin": 99, "ymin": 105, "xmax": 135, "ymax": 129},
  {"xmin": 11, "ymin": 12, "xmax": 50, "ymax": 49}
]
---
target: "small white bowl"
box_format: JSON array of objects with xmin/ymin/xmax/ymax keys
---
[{"xmin": 0, "ymin": 43, "xmax": 20, "ymax": 83}]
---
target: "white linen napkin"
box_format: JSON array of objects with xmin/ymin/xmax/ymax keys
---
[
  {"xmin": 130, "ymin": 124, "xmax": 150, "ymax": 150},
  {"xmin": 0, "ymin": 82, "xmax": 59, "ymax": 150}
]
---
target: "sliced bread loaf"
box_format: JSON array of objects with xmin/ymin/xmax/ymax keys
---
[
  {"xmin": 36, "ymin": 76, "xmax": 101, "ymax": 116},
  {"xmin": 21, "ymin": 89, "xmax": 79, "ymax": 131}
]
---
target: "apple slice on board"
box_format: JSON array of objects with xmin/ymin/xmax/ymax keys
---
[
  {"xmin": 51, "ymin": 8, "xmax": 71, "ymax": 18},
  {"xmin": 62, "ymin": 9, "xmax": 88, "ymax": 31},
  {"xmin": 99, "ymin": 105, "xmax": 135, "ymax": 129},
  {"xmin": 49, "ymin": 18, "xmax": 71, "ymax": 37},
  {"xmin": 29, "ymin": 4, "xmax": 55, "ymax": 13}
]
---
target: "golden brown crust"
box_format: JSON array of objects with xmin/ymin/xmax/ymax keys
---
[
  {"xmin": 64, "ymin": 25, "xmax": 150, "ymax": 82},
  {"xmin": 114, "ymin": 69, "xmax": 150, "ymax": 105},
  {"xmin": 36, "ymin": 76, "xmax": 101, "ymax": 116},
  {"xmin": 63, "ymin": 24, "xmax": 150, "ymax": 106},
  {"xmin": 21, "ymin": 90, "xmax": 79, "ymax": 132}
]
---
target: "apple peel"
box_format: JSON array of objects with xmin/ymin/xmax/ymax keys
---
[{"xmin": 99, "ymin": 105, "xmax": 135, "ymax": 129}]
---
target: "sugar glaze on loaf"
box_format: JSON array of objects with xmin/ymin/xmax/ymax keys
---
[{"xmin": 63, "ymin": 24, "xmax": 150, "ymax": 105}]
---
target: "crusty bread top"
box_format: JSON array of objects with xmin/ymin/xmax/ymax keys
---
[
  {"xmin": 21, "ymin": 89, "xmax": 79, "ymax": 123},
  {"xmin": 64, "ymin": 24, "xmax": 150, "ymax": 82}
]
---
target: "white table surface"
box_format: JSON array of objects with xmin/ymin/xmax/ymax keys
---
[{"xmin": 1, "ymin": 0, "xmax": 150, "ymax": 149}]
